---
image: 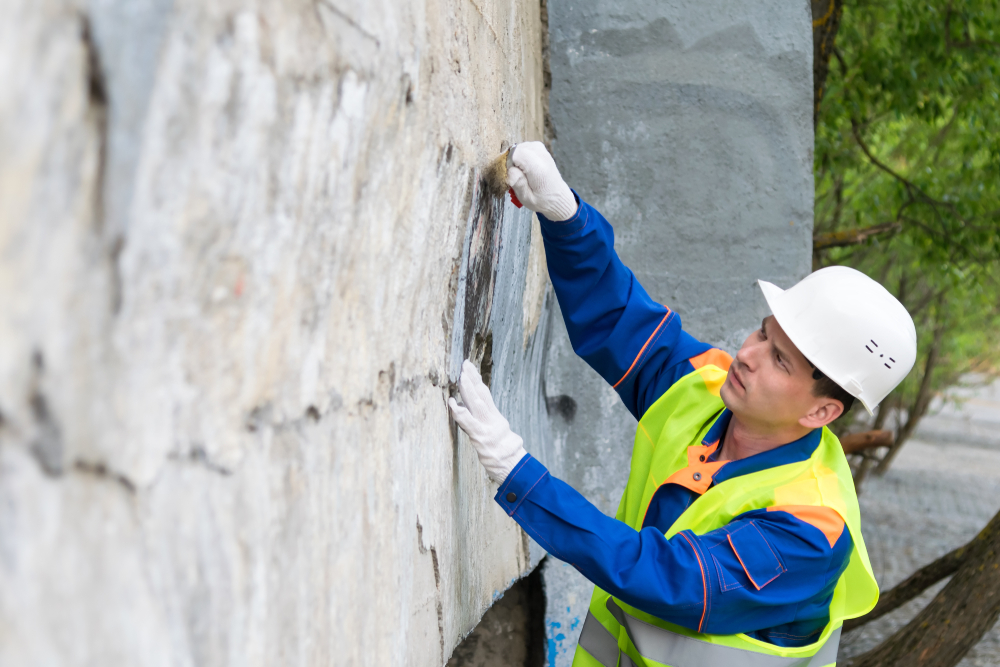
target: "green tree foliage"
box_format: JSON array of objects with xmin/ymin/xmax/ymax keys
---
[{"xmin": 814, "ymin": 0, "xmax": 1000, "ymax": 466}]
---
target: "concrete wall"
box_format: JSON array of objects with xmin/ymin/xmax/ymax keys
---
[
  {"xmin": 0, "ymin": 0, "xmax": 554, "ymax": 664},
  {"xmin": 540, "ymin": 2, "xmax": 815, "ymax": 664}
]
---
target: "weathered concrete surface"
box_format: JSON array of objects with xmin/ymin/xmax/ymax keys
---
[
  {"xmin": 539, "ymin": 2, "xmax": 815, "ymax": 663},
  {"xmin": 0, "ymin": 0, "xmax": 553, "ymax": 664}
]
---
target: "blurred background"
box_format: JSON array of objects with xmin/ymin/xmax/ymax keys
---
[{"xmin": 1, "ymin": 0, "xmax": 998, "ymax": 666}]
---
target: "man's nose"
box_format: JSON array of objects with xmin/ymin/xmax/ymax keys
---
[{"xmin": 735, "ymin": 338, "xmax": 762, "ymax": 371}]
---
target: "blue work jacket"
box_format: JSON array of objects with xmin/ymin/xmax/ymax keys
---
[{"xmin": 496, "ymin": 195, "xmax": 853, "ymax": 647}]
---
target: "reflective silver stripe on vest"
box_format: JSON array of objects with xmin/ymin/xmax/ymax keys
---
[
  {"xmin": 606, "ymin": 599, "xmax": 842, "ymax": 667},
  {"xmin": 578, "ymin": 611, "xmax": 619, "ymax": 667}
]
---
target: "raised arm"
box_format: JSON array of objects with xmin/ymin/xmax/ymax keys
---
[{"xmin": 508, "ymin": 142, "xmax": 724, "ymax": 418}]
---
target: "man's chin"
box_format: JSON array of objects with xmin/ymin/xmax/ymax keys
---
[{"xmin": 719, "ymin": 381, "xmax": 737, "ymax": 409}]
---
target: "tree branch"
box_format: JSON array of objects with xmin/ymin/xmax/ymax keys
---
[
  {"xmin": 851, "ymin": 120, "xmax": 924, "ymax": 198},
  {"xmin": 813, "ymin": 221, "xmax": 902, "ymax": 250},
  {"xmin": 844, "ymin": 544, "xmax": 967, "ymax": 633},
  {"xmin": 945, "ymin": 7, "xmax": 1000, "ymax": 53},
  {"xmin": 845, "ymin": 508, "xmax": 1000, "ymax": 666},
  {"xmin": 812, "ymin": 0, "xmax": 844, "ymax": 128},
  {"xmin": 840, "ymin": 430, "xmax": 894, "ymax": 455}
]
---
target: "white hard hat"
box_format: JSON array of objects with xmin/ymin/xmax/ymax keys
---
[{"xmin": 758, "ymin": 266, "xmax": 917, "ymax": 415}]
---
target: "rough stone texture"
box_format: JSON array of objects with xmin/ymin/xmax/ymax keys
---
[
  {"xmin": 0, "ymin": 0, "xmax": 554, "ymax": 664},
  {"xmin": 539, "ymin": 2, "xmax": 815, "ymax": 663}
]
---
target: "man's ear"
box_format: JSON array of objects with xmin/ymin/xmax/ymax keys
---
[{"xmin": 799, "ymin": 398, "xmax": 844, "ymax": 430}]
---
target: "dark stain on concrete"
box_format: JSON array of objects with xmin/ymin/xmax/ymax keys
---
[
  {"xmin": 462, "ymin": 178, "xmax": 505, "ymax": 370},
  {"xmin": 28, "ymin": 351, "xmax": 63, "ymax": 476},
  {"xmin": 402, "ymin": 72, "xmax": 414, "ymax": 105},
  {"xmin": 545, "ymin": 394, "xmax": 578, "ymax": 423},
  {"xmin": 476, "ymin": 332, "xmax": 494, "ymax": 388},
  {"xmin": 108, "ymin": 234, "xmax": 125, "ymax": 315},
  {"xmin": 418, "ymin": 518, "xmax": 447, "ymax": 661},
  {"xmin": 80, "ymin": 13, "xmax": 108, "ymax": 231},
  {"xmin": 245, "ymin": 403, "xmax": 273, "ymax": 432}
]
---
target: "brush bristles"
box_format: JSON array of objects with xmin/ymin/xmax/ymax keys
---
[{"xmin": 483, "ymin": 149, "xmax": 510, "ymax": 198}]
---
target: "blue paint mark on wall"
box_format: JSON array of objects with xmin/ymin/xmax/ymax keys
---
[
  {"xmin": 570, "ymin": 616, "xmax": 580, "ymax": 631},
  {"xmin": 546, "ymin": 619, "xmax": 571, "ymax": 666}
]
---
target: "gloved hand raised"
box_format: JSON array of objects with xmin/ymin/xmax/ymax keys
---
[
  {"xmin": 507, "ymin": 141, "xmax": 578, "ymax": 222},
  {"xmin": 449, "ymin": 360, "xmax": 528, "ymax": 484}
]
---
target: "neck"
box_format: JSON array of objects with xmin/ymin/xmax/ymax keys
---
[{"xmin": 718, "ymin": 414, "xmax": 813, "ymax": 462}]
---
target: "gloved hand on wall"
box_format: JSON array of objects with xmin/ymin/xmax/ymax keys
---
[
  {"xmin": 449, "ymin": 360, "xmax": 528, "ymax": 484},
  {"xmin": 507, "ymin": 141, "xmax": 578, "ymax": 222}
]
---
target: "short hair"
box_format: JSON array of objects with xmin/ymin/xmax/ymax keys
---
[{"xmin": 810, "ymin": 363, "xmax": 855, "ymax": 417}]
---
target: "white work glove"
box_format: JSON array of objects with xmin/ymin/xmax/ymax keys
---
[
  {"xmin": 448, "ymin": 360, "xmax": 528, "ymax": 484},
  {"xmin": 507, "ymin": 141, "xmax": 578, "ymax": 222}
]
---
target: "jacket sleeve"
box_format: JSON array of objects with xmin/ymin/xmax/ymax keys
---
[
  {"xmin": 497, "ymin": 454, "xmax": 853, "ymax": 645},
  {"xmin": 539, "ymin": 195, "xmax": 724, "ymax": 419}
]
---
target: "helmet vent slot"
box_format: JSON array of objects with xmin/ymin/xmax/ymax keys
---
[{"xmin": 867, "ymin": 340, "xmax": 895, "ymax": 369}]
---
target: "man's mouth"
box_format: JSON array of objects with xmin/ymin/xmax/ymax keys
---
[{"xmin": 728, "ymin": 365, "xmax": 746, "ymax": 392}]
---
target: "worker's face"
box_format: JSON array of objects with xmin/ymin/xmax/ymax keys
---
[{"xmin": 720, "ymin": 316, "xmax": 844, "ymax": 431}]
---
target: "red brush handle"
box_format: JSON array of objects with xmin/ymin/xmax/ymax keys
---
[{"xmin": 508, "ymin": 188, "xmax": 523, "ymax": 209}]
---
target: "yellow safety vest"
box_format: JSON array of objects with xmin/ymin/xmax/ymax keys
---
[{"xmin": 572, "ymin": 364, "xmax": 878, "ymax": 667}]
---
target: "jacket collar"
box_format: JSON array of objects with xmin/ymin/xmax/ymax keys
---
[{"xmin": 702, "ymin": 409, "xmax": 822, "ymax": 485}]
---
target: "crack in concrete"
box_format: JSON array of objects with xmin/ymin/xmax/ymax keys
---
[
  {"xmin": 539, "ymin": 0, "xmax": 555, "ymax": 147},
  {"xmin": 167, "ymin": 446, "xmax": 233, "ymax": 476},
  {"xmin": 315, "ymin": 0, "xmax": 380, "ymax": 47},
  {"xmin": 73, "ymin": 459, "xmax": 137, "ymax": 494},
  {"xmin": 417, "ymin": 518, "xmax": 447, "ymax": 661},
  {"xmin": 79, "ymin": 12, "xmax": 124, "ymax": 318},
  {"xmin": 27, "ymin": 352, "xmax": 63, "ymax": 477},
  {"xmin": 466, "ymin": 0, "xmax": 501, "ymax": 48},
  {"xmin": 245, "ymin": 393, "xmax": 344, "ymax": 433},
  {"xmin": 80, "ymin": 12, "xmax": 109, "ymax": 231}
]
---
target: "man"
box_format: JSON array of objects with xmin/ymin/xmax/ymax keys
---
[{"xmin": 450, "ymin": 142, "xmax": 917, "ymax": 666}]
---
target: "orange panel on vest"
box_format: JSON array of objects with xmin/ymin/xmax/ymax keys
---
[
  {"xmin": 689, "ymin": 348, "xmax": 733, "ymax": 372},
  {"xmin": 767, "ymin": 505, "xmax": 846, "ymax": 548}
]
